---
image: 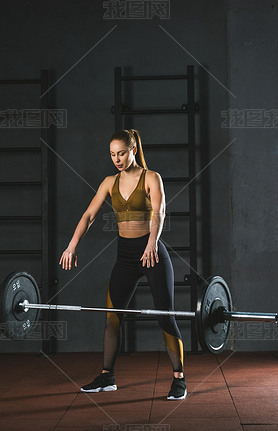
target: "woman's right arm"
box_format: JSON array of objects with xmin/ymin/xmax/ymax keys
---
[{"xmin": 59, "ymin": 176, "xmax": 111, "ymax": 270}]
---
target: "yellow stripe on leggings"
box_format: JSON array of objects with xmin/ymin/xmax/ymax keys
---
[{"xmin": 162, "ymin": 329, "xmax": 184, "ymax": 367}]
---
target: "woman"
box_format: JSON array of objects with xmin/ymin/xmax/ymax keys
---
[{"xmin": 59, "ymin": 129, "xmax": 187, "ymax": 400}]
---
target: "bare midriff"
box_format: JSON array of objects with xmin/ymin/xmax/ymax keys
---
[{"xmin": 118, "ymin": 220, "xmax": 151, "ymax": 238}]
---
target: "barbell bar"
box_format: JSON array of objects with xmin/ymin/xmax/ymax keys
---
[
  {"xmin": 0, "ymin": 271, "xmax": 277, "ymax": 354},
  {"xmin": 221, "ymin": 310, "xmax": 277, "ymax": 322},
  {"xmin": 18, "ymin": 301, "xmax": 278, "ymax": 323},
  {"xmin": 19, "ymin": 300, "xmax": 196, "ymax": 317}
]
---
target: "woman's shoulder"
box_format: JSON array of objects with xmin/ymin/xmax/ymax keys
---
[
  {"xmin": 103, "ymin": 174, "xmax": 118, "ymax": 197},
  {"xmin": 145, "ymin": 169, "xmax": 162, "ymax": 179},
  {"xmin": 145, "ymin": 169, "xmax": 163, "ymax": 187},
  {"xmin": 101, "ymin": 172, "xmax": 118, "ymax": 183}
]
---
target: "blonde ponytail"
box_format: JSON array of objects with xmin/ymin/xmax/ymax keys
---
[{"xmin": 129, "ymin": 129, "xmax": 148, "ymax": 169}]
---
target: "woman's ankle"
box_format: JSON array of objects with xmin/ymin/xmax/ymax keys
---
[{"xmin": 173, "ymin": 371, "xmax": 184, "ymax": 378}]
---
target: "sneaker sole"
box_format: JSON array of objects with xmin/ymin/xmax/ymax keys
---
[
  {"xmin": 80, "ymin": 385, "xmax": 117, "ymax": 393},
  {"xmin": 167, "ymin": 389, "xmax": 187, "ymax": 400}
]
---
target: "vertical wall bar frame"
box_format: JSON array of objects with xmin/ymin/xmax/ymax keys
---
[
  {"xmin": 40, "ymin": 70, "xmax": 52, "ymax": 355},
  {"xmin": 187, "ymin": 65, "xmax": 198, "ymax": 352}
]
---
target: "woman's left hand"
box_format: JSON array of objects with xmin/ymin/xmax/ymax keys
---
[{"xmin": 140, "ymin": 241, "xmax": 159, "ymax": 268}]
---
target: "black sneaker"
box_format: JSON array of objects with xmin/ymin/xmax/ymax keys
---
[
  {"xmin": 167, "ymin": 376, "xmax": 187, "ymax": 400},
  {"xmin": 81, "ymin": 372, "xmax": 117, "ymax": 393}
]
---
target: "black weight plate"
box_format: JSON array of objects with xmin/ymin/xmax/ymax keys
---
[
  {"xmin": 0, "ymin": 271, "xmax": 41, "ymax": 340},
  {"xmin": 196, "ymin": 276, "xmax": 232, "ymax": 354}
]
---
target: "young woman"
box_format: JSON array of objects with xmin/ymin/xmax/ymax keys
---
[{"xmin": 59, "ymin": 129, "xmax": 187, "ymax": 400}]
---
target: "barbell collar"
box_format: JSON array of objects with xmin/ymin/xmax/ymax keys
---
[
  {"xmin": 18, "ymin": 300, "xmax": 196, "ymax": 318},
  {"xmin": 222, "ymin": 310, "xmax": 278, "ymax": 323}
]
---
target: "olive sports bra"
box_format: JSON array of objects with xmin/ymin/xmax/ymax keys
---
[{"xmin": 111, "ymin": 168, "xmax": 153, "ymax": 222}]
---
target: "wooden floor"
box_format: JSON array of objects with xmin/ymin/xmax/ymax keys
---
[{"xmin": 1, "ymin": 350, "xmax": 278, "ymax": 431}]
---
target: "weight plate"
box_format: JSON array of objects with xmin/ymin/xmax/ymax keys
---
[
  {"xmin": 196, "ymin": 276, "xmax": 232, "ymax": 354},
  {"xmin": 0, "ymin": 271, "xmax": 41, "ymax": 340}
]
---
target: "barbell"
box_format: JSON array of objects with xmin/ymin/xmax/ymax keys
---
[{"xmin": 0, "ymin": 271, "xmax": 277, "ymax": 354}]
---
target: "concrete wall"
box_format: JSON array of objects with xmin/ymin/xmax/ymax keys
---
[
  {"xmin": 0, "ymin": 0, "xmax": 276, "ymax": 354},
  {"xmin": 227, "ymin": 0, "xmax": 278, "ymax": 350}
]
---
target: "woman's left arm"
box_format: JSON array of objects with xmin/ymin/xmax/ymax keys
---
[{"xmin": 140, "ymin": 171, "xmax": 166, "ymax": 268}]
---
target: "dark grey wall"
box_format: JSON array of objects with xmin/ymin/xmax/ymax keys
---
[
  {"xmin": 227, "ymin": 0, "xmax": 278, "ymax": 350},
  {"xmin": 0, "ymin": 0, "xmax": 276, "ymax": 354}
]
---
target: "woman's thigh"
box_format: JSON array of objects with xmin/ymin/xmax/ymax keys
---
[
  {"xmin": 108, "ymin": 259, "xmax": 143, "ymax": 309},
  {"xmin": 142, "ymin": 239, "xmax": 175, "ymax": 310}
]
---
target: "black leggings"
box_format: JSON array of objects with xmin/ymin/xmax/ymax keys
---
[{"xmin": 103, "ymin": 232, "xmax": 184, "ymax": 373}]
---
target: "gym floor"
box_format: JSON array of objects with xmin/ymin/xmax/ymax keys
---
[{"xmin": 0, "ymin": 350, "xmax": 278, "ymax": 430}]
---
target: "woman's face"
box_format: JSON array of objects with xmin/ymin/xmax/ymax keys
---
[{"xmin": 110, "ymin": 139, "xmax": 135, "ymax": 171}]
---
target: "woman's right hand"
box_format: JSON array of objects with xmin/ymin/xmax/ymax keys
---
[{"xmin": 59, "ymin": 247, "xmax": 78, "ymax": 270}]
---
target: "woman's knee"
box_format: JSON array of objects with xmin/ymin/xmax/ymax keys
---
[
  {"xmin": 157, "ymin": 315, "xmax": 180, "ymax": 335},
  {"xmin": 105, "ymin": 311, "xmax": 124, "ymax": 334}
]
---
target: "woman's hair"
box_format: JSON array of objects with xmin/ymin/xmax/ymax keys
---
[{"xmin": 110, "ymin": 129, "xmax": 148, "ymax": 169}]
